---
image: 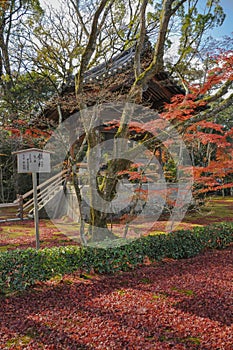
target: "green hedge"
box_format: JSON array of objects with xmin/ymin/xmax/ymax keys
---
[{"xmin": 0, "ymin": 222, "xmax": 232, "ymax": 294}]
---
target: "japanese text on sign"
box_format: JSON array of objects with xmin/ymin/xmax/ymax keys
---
[{"xmin": 16, "ymin": 150, "xmax": 51, "ymax": 173}]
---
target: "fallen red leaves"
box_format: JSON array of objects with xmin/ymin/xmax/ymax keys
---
[
  {"xmin": 0, "ymin": 220, "xmax": 80, "ymax": 250},
  {"xmin": 0, "ymin": 247, "xmax": 232, "ymax": 349}
]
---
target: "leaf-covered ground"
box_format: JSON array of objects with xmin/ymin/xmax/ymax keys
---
[
  {"xmin": 0, "ymin": 197, "xmax": 232, "ymax": 348},
  {"xmin": 0, "ymin": 247, "xmax": 232, "ymax": 349}
]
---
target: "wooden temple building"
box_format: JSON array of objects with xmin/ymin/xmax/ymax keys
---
[
  {"xmin": 35, "ymin": 43, "xmax": 184, "ymax": 127},
  {"xmin": 2, "ymin": 44, "xmax": 186, "ymax": 222}
]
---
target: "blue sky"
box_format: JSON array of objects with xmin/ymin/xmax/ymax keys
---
[
  {"xmin": 209, "ymin": 0, "xmax": 233, "ymax": 37},
  {"xmin": 42, "ymin": 0, "xmax": 232, "ymax": 38}
]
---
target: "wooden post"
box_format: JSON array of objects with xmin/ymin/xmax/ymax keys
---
[
  {"xmin": 32, "ymin": 172, "xmax": 40, "ymax": 250},
  {"xmin": 12, "ymin": 148, "xmax": 52, "ymax": 249},
  {"xmin": 17, "ymin": 194, "xmax": 24, "ymax": 220}
]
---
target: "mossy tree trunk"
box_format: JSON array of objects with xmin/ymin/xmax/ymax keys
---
[{"xmin": 73, "ymin": 0, "xmax": 195, "ymax": 242}]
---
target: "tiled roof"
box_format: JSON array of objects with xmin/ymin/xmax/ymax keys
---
[{"xmin": 36, "ymin": 42, "xmax": 184, "ymax": 125}]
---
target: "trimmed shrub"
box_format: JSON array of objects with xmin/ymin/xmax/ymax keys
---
[{"xmin": 0, "ymin": 222, "xmax": 232, "ymax": 294}]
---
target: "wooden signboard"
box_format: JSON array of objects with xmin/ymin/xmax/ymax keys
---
[
  {"xmin": 13, "ymin": 148, "xmax": 52, "ymax": 249},
  {"xmin": 14, "ymin": 148, "xmax": 51, "ymax": 173}
]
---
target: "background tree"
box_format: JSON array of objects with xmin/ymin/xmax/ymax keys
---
[
  {"xmin": 161, "ymin": 51, "xmax": 233, "ymax": 197},
  {"xmin": 0, "ymin": 0, "xmax": 47, "ymax": 122}
]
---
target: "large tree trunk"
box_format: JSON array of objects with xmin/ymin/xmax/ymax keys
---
[
  {"xmin": 88, "ymin": 208, "xmax": 116, "ymax": 242},
  {"xmin": 73, "ymin": 0, "xmax": 190, "ymax": 243},
  {"xmin": 86, "ymin": 126, "xmax": 119, "ymax": 242}
]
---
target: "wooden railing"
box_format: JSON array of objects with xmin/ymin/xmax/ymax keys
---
[
  {"xmin": 20, "ymin": 169, "xmax": 69, "ymax": 217},
  {"xmin": 0, "ymin": 202, "xmax": 21, "ymax": 222},
  {"xmin": 0, "ymin": 169, "xmax": 68, "ymax": 222}
]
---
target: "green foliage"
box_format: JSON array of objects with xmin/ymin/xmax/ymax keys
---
[
  {"xmin": 0, "ymin": 71, "xmax": 56, "ymax": 120},
  {"xmin": 171, "ymin": 0, "xmax": 226, "ymax": 82},
  {"xmin": 0, "ymin": 223, "xmax": 232, "ymax": 294},
  {"xmin": 164, "ymin": 159, "xmax": 177, "ymax": 182},
  {"xmin": 0, "ymin": 127, "xmax": 45, "ymax": 202},
  {"xmin": 0, "ymin": 0, "xmax": 48, "ymax": 123}
]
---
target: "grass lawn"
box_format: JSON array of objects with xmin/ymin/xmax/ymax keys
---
[
  {"xmin": 183, "ymin": 196, "xmax": 233, "ymax": 226},
  {"xmin": 0, "ymin": 219, "xmax": 80, "ymax": 251},
  {"xmin": 1, "ymin": 196, "xmax": 232, "ymax": 251}
]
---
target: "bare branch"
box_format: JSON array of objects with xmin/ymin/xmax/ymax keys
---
[
  {"xmin": 70, "ymin": 0, "xmax": 89, "ymax": 37},
  {"xmin": 134, "ymin": 0, "xmax": 148, "ymax": 79},
  {"xmin": 75, "ymin": 0, "xmax": 112, "ymax": 96},
  {"xmin": 129, "ymin": 0, "xmax": 176, "ymax": 91}
]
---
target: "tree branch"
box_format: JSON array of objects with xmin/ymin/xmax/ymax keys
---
[
  {"xmin": 75, "ymin": 0, "xmax": 111, "ymax": 96},
  {"xmin": 204, "ymin": 79, "xmax": 233, "ymax": 103},
  {"xmin": 134, "ymin": 0, "xmax": 148, "ymax": 79},
  {"xmin": 129, "ymin": 0, "xmax": 179, "ymax": 91},
  {"xmin": 170, "ymin": 0, "xmax": 187, "ymax": 15},
  {"xmin": 70, "ymin": 0, "xmax": 89, "ymax": 38},
  {"xmin": 185, "ymin": 92, "xmax": 233, "ymax": 127}
]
